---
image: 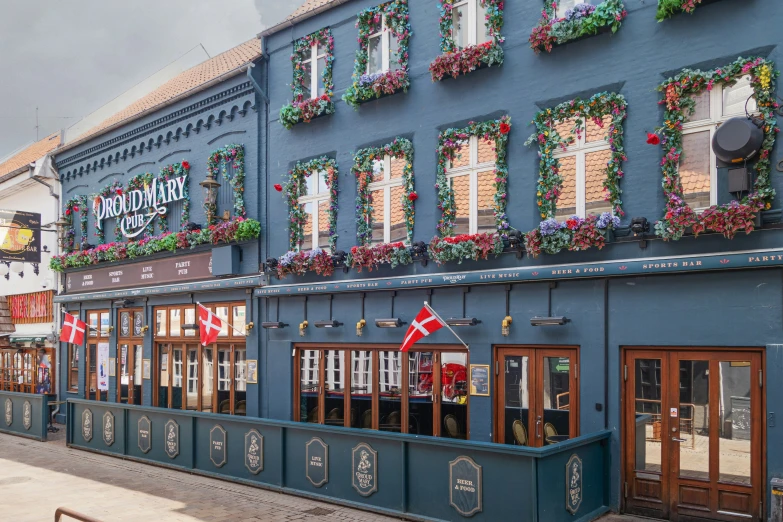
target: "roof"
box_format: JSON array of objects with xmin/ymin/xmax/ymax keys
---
[
  {"xmin": 261, "ymin": 0, "xmax": 344, "ymax": 36},
  {"xmin": 64, "ymin": 38, "xmax": 262, "ymax": 151},
  {"xmin": 287, "ymin": 0, "xmax": 339, "ymax": 20},
  {"xmin": 0, "ymin": 133, "xmax": 61, "ymax": 178}
]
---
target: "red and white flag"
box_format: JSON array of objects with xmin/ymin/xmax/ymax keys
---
[
  {"xmin": 399, "ymin": 304, "xmax": 446, "ymax": 352},
  {"xmin": 60, "ymin": 312, "xmax": 87, "ymax": 345},
  {"xmin": 199, "ymin": 306, "xmax": 223, "ymax": 346}
]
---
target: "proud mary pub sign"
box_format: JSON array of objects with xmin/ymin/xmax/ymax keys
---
[
  {"xmin": 566, "ymin": 454, "xmax": 583, "ymax": 514},
  {"xmin": 449, "ymin": 456, "xmax": 483, "ymax": 517},
  {"xmin": 306, "ymin": 437, "xmax": 328, "ymax": 487},
  {"xmin": 0, "ymin": 210, "xmax": 41, "ymax": 263},
  {"xmin": 351, "ymin": 443, "xmax": 378, "ymax": 497},
  {"xmin": 82, "ymin": 409, "xmax": 93, "ymax": 442},
  {"xmin": 103, "ymin": 411, "xmax": 115, "ymax": 446},
  {"xmin": 244, "ymin": 429, "xmax": 264, "ymax": 475},
  {"xmin": 4, "ymin": 398, "xmax": 11, "ymax": 426},
  {"xmin": 165, "ymin": 420, "xmax": 179, "ymax": 459}
]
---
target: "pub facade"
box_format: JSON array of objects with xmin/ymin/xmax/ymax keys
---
[
  {"xmin": 52, "ymin": 40, "xmax": 265, "ymax": 417},
  {"xmin": 255, "ymin": 0, "xmax": 783, "ymax": 520}
]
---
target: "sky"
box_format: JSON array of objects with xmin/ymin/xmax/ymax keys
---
[{"xmin": 0, "ymin": 0, "xmax": 305, "ymax": 160}]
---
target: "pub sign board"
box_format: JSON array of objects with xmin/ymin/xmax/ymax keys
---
[
  {"xmin": 566, "ymin": 454, "xmax": 583, "ymax": 514},
  {"xmin": 165, "ymin": 420, "xmax": 179, "ymax": 459},
  {"xmin": 449, "ymin": 456, "xmax": 482, "ymax": 517},
  {"xmin": 0, "ymin": 210, "xmax": 41, "ymax": 263},
  {"xmin": 244, "ymin": 429, "xmax": 264, "ymax": 475},
  {"xmin": 351, "ymin": 443, "xmax": 378, "ymax": 497},
  {"xmin": 4, "ymin": 398, "xmax": 11, "ymax": 426},
  {"xmin": 82, "ymin": 409, "xmax": 93, "ymax": 442},
  {"xmin": 138, "ymin": 416, "xmax": 152, "ymax": 454},
  {"xmin": 103, "ymin": 411, "xmax": 115, "ymax": 446},
  {"xmin": 22, "ymin": 401, "xmax": 31, "ymax": 431},
  {"xmin": 305, "ymin": 437, "xmax": 328, "ymax": 487},
  {"xmin": 66, "ymin": 251, "xmax": 213, "ymax": 294},
  {"xmin": 210, "ymin": 425, "xmax": 227, "ymax": 468}
]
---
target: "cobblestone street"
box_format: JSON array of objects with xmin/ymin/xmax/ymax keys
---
[{"xmin": 0, "ymin": 431, "xmax": 398, "ymax": 522}]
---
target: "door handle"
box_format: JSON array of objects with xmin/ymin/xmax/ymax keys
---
[
  {"xmin": 536, "ymin": 416, "xmax": 542, "ymax": 438},
  {"xmin": 672, "ymin": 437, "xmax": 687, "ymax": 442}
]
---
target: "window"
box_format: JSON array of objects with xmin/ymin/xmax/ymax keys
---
[
  {"xmin": 446, "ymin": 136, "xmax": 498, "ymax": 235},
  {"xmin": 367, "ymin": 14, "xmax": 401, "ymax": 75},
  {"xmin": 300, "ymin": 171, "xmax": 331, "ymax": 251},
  {"xmin": 368, "ymin": 156, "xmax": 407, "ymax": 244},
  {"xmin": 295, "ymin": 346, "xmax": 469, "ymax": 438},
  {"xmin": 154, "ymin": 303, "xmax": 247, "ymax": 415},
  {"xmin": 451, "ymin": 0, "xmax": 491, "ymax": 49},
  {"xmin": 68, "ymin": 344, "xmax": 79, "ymax": 392},
  {"xmin": 86, "ymin": 310, "xmax": 110, "ymax": 401},
  {"xmin": 117, "ymin": 309, "xmax": 143, "ymax": 406},
  {"xmin": 555, "ymin": 0, "xmax": 587, "ymax": 18},
  {"xmin": 680, "ymin": 76, "xmax": 757, "ymax": 210},
  {"xmin": 553, "ymin": 115, "xmax": 614, "ymax": 221},
  {"xmin": 302, "ymin": 39, "xmax": 328, "ymax": 99}
]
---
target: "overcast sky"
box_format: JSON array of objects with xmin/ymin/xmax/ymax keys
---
[{"xmin": 0, "ymin": 0, "xmax": 304, "ymax": 160}]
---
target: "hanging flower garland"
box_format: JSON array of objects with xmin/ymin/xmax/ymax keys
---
[
  {"xmin": 280, "ymin": 28, "xmax": 335, "ymax": 129},
  {"xmin": 529, "ymin": 0, "xmax": 626, "ymax": 54},
  {"xmin": 653, "ymin": 57, "xmax": 779, "ymax": 241},
  {"xmin": 428, "ymin": 233, "xmax": 503, "ymax": 265},
  {"xmin": 521, "ymin": 92, "xmax": 626, "ymax": 256},
  {"xmin": 62, "ymin": 195, "xmax": 87, "ymax": 252},
  {"xmin": 92, "ymin": 180, "xmax": 124, "ymax": 244},
  {"xmin": 157, "ymin": 161, "xmax": 191, "ymax": 231},
  {"xmin": 343, "ymin": 0, "xmax": 411, "ymax": 109},
  {"xmin": 436, "ymin": 116, "xmax": 511, "ymax": 238},
  {"xmin": 274, "ymin": 249, "xmax": 335, "ymax": 279},
  {"xmin": 206, "ymin": 144, "xmax": 246, "ymax": 225},
  {"xmin": 656, "ymin": 0, "xmax": 706, "ymax": 21},
  {"xmin": 352, "ymin": 138, "xmax": 415, "ymax": 246},
  {"xmin": 282, "ymin": 156, "xmax": 339, "ymax": 252},
  {"xmin": 429, "ymin": 0, "xmax": 504, "ymax": 81},
  {"xmin": 126, "ymin": 172, "xmax": 155, "ymax": 237}
]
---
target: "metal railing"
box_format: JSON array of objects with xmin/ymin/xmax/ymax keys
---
[{"xmin": 54, "ymin": 507, "xmax": 102, "ymax": 522}]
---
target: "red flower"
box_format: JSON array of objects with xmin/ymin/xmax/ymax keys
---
[
  {"xmin": 646, "ymin": 133, "xmax": 660, "ymax": 145},
  {"xmin": 408, "ymin": 192, "xmax": 418, "ymax": 202},
  {"xmin": 73, "ymin": 206, "xmax": 79, "ymax": 212},
  {"xmin": 64, "ymin": 209, "xmax": 71, "ymax": 216},
  {"xmin": 499, "ymin": 122, "xmax": 511, "ymax": 135},
  {"xmin": 116, "ymin": 189, "xmax": 123, "ymax": 196},
  {"xmin": 274, "ymin": 184, "xmax": 283, "ymax": 192},
  {"xmin": 181, "ymin": 161, "xmax": 190, "ymax": 170}
]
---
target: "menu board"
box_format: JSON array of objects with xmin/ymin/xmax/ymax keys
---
[{"xmin": 65, "ymin": 252, "xmax": 213, "ymax": 294}]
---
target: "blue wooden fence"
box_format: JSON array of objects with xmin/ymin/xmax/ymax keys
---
[{"xmin": 0, "ymin": 391, "xmax": 49, "ymax": 441}]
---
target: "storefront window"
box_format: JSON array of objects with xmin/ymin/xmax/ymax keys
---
[
  {"xmin": 216, "ymin": 306, "xmax": 229, "ymax": 337},
  {"xmin": 300, "ymin": 349, "xmax": 319, "ymax": 423},
  {"xmin": 183, "ymin": 308, "xmax": 196, "ymax": 337},
  {"xmin": 170, "ymin": 309, "xmax": 181, "ymax": 337},
  {"xmin": 378, "ymin": 351, "xmax": 402, "ymax": 432},
  {"xmin": 156, "ymin": 309, "xmax": 166, "ymax": 337},
  {"xmin": 86, "ymin": 309, "xmax": 110, "ymax": 401},
  {"xmin": 324, "ymin": 350, "xmax": 345, "ymax": 426},
  {"xmin": 352, "ymin": 350, "xmax": 373, "ymax": 429},
  {"xmin": 409, "ymin": 352, "xmax": 434, "ymax": 436},
  {"xmin": 68, "ymin": 345, "xmax": 79, "ymax": 392},
  {"xmin": 233, "ymin": 306, "xmax": 246, "ymax": 336}
]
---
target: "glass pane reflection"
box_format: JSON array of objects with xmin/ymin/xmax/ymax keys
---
[
  {"xmin": 679, "ymin": 360, "xmax": 709, "ymax": 481},
  {"xmin": 719, "ymin": 361, "xmax": 751, "ymax": 485},
  {"xmin": 504, "ymin": 355, "xmax": 529, "ymax": 446},
  {"xmin": 634, "ymin": 359, "xmax": 662, "ymax": 473}
]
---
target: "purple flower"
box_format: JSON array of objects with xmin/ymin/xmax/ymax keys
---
[
  {"xmin": 539, "ymin": 218, "xmax": 561, "ymax": 236},
  {"xmin": 596, "ymin": 212, "xmax": 620, "ymax": 229},
  {"xmin": 279, "ymin": 250, "xmax": 298, "ymax": 266}
]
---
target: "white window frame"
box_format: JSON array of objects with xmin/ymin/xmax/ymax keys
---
[
  {"xmin": 324, "ymin": 350, "xmax": 343, "ymax": 392},
  {"xmin": 234, "ymin": 349, "xmax": 247, "ymax": 392},
  {"xmin": 679, "ymin": 76, "xmax": 757, "ymax": 211},
  {"xmin": 367, "ymin": 15, "xmax": 393, "ymax": 74},
  {"xmin": 452, "ymin": 0, "xmax": 490, "ymax": 48},
  {"xmin": 302, "ymin": 41, "xmax": 327, "ymax": 99},
  {"xmin": 552, "ymin": 121, "xmax": 612, "ymax": 219},
  {"xmin": 446, "ymin": 136, "xmax": 496, "ymax": 235},
  {"xmin": 301, "ymin": 349, "xmax": 319, "ymax": 387},
  {"xmin": 218, "ymin": 351, "xmax": 231, "ymax": 392},
  {"xmin": 352, "ymin": 351, "xmax": 373, "ymax": 393},
  {"xmin": 367, "ymin": 155, "xmax": 407, "ymax": 245},
  {"xmin": 299, "ymin": 170, "xmax": 329, "ymax": 251},
  {"xmin": 379, "ymin": 351, "xmax": 401, "ymax": 392},
  {"xmin": 173, "ymin": 350, "xmax": 183, "ymax": 388},
  {"xmin": 556, "ymin": 0, "xmax": 588, "ymax": 19}
]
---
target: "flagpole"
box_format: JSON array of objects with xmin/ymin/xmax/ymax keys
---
[
  {"xmin": 196, "ymin": 302, "xmax": 246, "ymax": 337},
  {"xmin": 60, "ymin": 308, "xmax": 100, "ymax": 332},
  {"xmin": 424, "ymin": 301, "xmax": 469, "ymax": 350}
]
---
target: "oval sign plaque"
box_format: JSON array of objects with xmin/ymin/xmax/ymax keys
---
[
  {"xmin": 244, "ymin": 429, "xmax": 264, "ymax": 475},
  {"xmin": 305, "ymin": 437, "xmax": 328, "ymax": 487},
  {"xmin": 165, "ymin": 420, "xmax": 179, "ymax": 459},
  {"xmin": 138, "ymin": 416, "xmax": 151, "ymax": 453},
  {"xmin": 351, "ymin": 443, "xmax": 378, "ymax": 497},
  {"xmin": 566, "ymin": 454, "xmax": 583, "ymax": 514},
  {"xmin": 4, "ymin": 398, "xmax": 12, "ymax": 426},
  {"xmin": 22, "ymin": 401, "xmax": 31, "ymax": 431},
  {"xmin": 103, "ymin": 411, "xmax": 115, "ymax": 446},
  {"xmin": 210, "ymin": 425, "xmax": 227, "ymax": 468},
  {"xmin": 82, "ymin": 409, "xmax": 93, "ymax": 442},
  {"xmin": 449, "ymin": 456, "xmax": 482, "ymax": 517}
]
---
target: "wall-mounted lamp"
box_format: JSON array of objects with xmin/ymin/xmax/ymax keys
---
[
  {"xmin": 530, "ymin": 316, "xmax": 568, "ymax": 326},
  {"xmin": 502, "ymin": 316, "xmax": 513, "ymax": 337},
  {"xmin": 446, "ymin": 317, "xmax": 480, "ymax": 327},
  {"xmin": 245, "ymin": 322, "xmax": 255, "ymax": 332},
  {"xmin": 181, "ymin": 323, "xmax": 198, "ymax": 332},
  {"xmin": 199, "ymin": 170, "xmax": 221, "ymax": 225},
  {"xmin": 54, "ymin": 216, "xmax": 69, "ymax": 250},
  {"xmin": 314, "ymin": 320, "xmax": 342, "ymax": 328},
  {"xmin": 262, "ymin": 321, "xmax": 287, "ymax": 329},
  {"xmin": 299, "ymin": 320, "xmax": 308, "ymax": 337},
  {"xmin": 141, "ymin": 325, "xmax": 149, "ymax": 333},
  {"xmin": 106, "ymin": 325, "xmax": 115, "ymax": 333},
  {"xmin": 356, "ymin": 319, "xmax": 366, "ymax": 337},
  {"xmin": 375, "ymin": 318, "xmax": 405, "ymax": 328}
]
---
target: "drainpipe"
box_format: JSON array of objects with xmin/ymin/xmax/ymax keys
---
[{"xmin": 29, "ymin": 158, "xmax": 62, "ymax": 422}]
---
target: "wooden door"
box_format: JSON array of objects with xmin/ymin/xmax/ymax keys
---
[
  {"xmin": 624, "ymin": 349, "xmax": 763, "ymax": 521},
  {"xmin": 495, "ymin": 347, "xmax": 579, "ymax": 447}
]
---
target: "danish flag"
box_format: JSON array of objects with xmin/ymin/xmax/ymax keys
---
[
  {"xmin": 399, "ymin": 304, "xmax": 446, "ymax": 352},
  {"xmin": 60, "ymin": 313, "xmax": 87, "ymax": 345},
  {"xmin": 199, "ymin": 305, "xmax": 223, "ymax": 346}
]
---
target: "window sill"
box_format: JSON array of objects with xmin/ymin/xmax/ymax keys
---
[
  {"xmin": 529, "ymin": 0, "xmax": 627, "ymax": 55},
  {"xmin": 429, "ymin": 43, "xmax": 504, "ymax": 82}
]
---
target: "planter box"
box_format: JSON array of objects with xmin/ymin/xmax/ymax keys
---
[{"xmin": 212, "ymin": 245, "xmax": 242, "ymax": 277}]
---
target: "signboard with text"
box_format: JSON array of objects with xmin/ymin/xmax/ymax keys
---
[
  {"xmin": 0, "ymin": 210, "xmax": 41, "ymax": 263},
  {"xmin": 66, "ymin": 251, "xmax": 213, "ymax": 294}
]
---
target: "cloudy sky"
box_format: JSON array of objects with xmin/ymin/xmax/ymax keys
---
[{"xmin": 0, "ymin": 0, "xmax": 305, "ymax": 160}]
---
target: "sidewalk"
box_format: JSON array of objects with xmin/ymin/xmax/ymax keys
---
[{"xmin": 0, "ymin": 429, "xmax": 399, "ymax": 522}]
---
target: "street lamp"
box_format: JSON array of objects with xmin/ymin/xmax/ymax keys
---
[
  {"xmin": 199, "ymin": 171, "xmax": 221, "ymax": 225},
  {"xmin": 54, "ymin": 216, "xmax": 69, "ymax": 250}
]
